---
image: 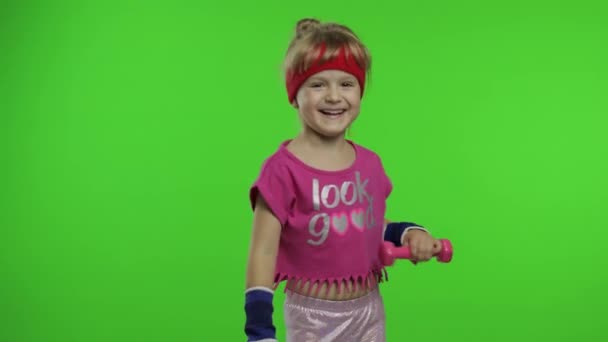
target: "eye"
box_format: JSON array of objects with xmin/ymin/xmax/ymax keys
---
[
  {"xmin": 342, "ymin": 81, "xmax": 355, "ymax": 87},
  {"xmin": 310, "ymin": 82, "xmax": 324, "ymax": 88}
]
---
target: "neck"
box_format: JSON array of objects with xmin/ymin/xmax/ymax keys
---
[{"xmin": 293, "ymin": 128, "xmax": 349, "ymax": 153}]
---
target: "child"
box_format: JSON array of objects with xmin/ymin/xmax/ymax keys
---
[{"xmin": 245, "ymin": 18, "xmax": 442, "ymax": 342}]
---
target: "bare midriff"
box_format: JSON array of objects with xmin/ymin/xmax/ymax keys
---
[{"xmin": 284, "ymin": 277, "xmax": 378, "ymax": 301}]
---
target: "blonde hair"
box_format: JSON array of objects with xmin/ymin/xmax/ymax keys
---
[{"xmin": 283, "ymin": 18, "xmax": 371, "ymax": 79}]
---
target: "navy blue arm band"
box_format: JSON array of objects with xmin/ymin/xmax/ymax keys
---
[
  {"xmin": 244, "ymin": 288, "xmax": 276, "ymax": 341},
  {"xmin": 384, "ymin": 222, "xmax": 426, "ymax": 247}
]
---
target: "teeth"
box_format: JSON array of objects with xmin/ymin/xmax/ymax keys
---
[{"xmin": 320, "ymin": 110, "xmax": 345, "ymax": 115}]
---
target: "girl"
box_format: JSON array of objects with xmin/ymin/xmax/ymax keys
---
[{"xmin": 245, "ymin": 18, "xmax": 442, "ymax": 342}]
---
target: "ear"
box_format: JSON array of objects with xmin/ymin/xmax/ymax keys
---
[{"xmin": 291, "ymin": 99, "xmax": 299, "ymax": 109}]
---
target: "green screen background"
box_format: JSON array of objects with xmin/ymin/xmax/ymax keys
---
[{"xmin": 2, "ymin": 1, "xmax": 607, "ymax": 341}]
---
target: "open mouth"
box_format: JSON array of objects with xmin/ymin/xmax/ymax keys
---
[{"xmin": 319, "ymin": 109, "xmax": 346, "ymax": 117}]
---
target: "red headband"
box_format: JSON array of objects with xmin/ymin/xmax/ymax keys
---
[{"xmin": 285, "ymin": 44, "xmax": 366, "ymax": 103}]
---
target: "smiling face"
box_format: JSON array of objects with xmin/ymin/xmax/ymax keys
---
[{"xmin": 293, "ymin": 69, "xmax": 362, "ymax": 139}]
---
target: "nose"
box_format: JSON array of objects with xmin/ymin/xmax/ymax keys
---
[{"xmin": 325, "ymin": 85, "xmax": 341, "ymax": 103}]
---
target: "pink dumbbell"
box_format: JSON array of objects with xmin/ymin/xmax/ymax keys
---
[{"xmin": 380, "ymin": 239, "xmax": 453, "ymax": 266}]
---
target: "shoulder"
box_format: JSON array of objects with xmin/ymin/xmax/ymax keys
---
[
  {"xmin": 253, "ymin": 141, "xmax": 295, "ymax": 181},
  {"xmin": 352, "ymin": 141, "xmax": 391, "ymax": 178},
  {"xmin": 257, "ymin": 152, "xmax": 289, "ymax": 176},
  {"xmin": 352, "ymin": 141, "xmax": 384, "ymax": 164},
  {"xmin": 249, "ymin": 143, "xmax": 296, "ymax": 221},
  {"xmin": 352, "ymin": 141, "xmax": 393, "ymax": 195},
  {"xmin": 258, "ymin": 150, "xmax": 287, "ymax": 172}
]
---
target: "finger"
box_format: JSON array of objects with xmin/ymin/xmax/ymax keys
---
[
  {"xmin": 427, "ymin": 241, "xmax": 437, "ymax": 258},
  {"xmin": 432, "ymin": 240, "xmax": 442, "ymax": 254},
  {"xmin": 420, "ymin": 245, "xmax": 433, "ymax": 261},
  {"xmin": 418, "ymin": 246, "xmax": 430, "ymax": 261},
  {"xmin": 425, "ymin": 248, "xmax": 434, "ymax": 260},
  {"xmin": 410, "ymin": 241, "xmax": 419, "ymax": 260},
  {"xmin": 414, "ymin": 244, "xmax": 424, "ymax": 261}
]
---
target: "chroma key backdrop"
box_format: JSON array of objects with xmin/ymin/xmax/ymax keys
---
[{"xmin": 1, "ymin": 1, "xmax": 607, "ymax": 341}]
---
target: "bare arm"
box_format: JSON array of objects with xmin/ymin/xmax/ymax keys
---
[{"xmin": 245, "ymin": 194, "xmax": 282, "ymax": 289}]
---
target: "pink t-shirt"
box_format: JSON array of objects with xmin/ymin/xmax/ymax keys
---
[{"xmin": 249, "ymin": 140, "xmax": 393, "ymax": 293}]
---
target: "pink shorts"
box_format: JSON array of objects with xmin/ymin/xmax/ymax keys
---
[{"xmin": 283, "ymin": 288, "xmax": 386, "ymax": 342}]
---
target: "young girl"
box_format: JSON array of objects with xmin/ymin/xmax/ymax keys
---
[{"xmin": 245, "ymin": 18, "xmax": 442, "ymax": 342}]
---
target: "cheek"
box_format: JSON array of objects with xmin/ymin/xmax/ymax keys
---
[
  {"xmin": 346, "ymin": 88, "xmax": 362, "ymax": 105},
  {"xmin": 349, "ymin": 96, "xmax": 361, "ymax": 110},
  {"xmin": 295, "ymin": 101, "xmax": 315, "ymax": 121},
  {"xmin": 297, "ymin": 93, "xmax": 319, "ymax": 114},
  {"xmin": 299, "ymin": 102, "xmax": 315, "ymax": 117}
]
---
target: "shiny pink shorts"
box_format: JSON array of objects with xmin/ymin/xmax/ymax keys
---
[{"xmin": 283, "ymin": 288, "xmax": 386, "ymax": 342}]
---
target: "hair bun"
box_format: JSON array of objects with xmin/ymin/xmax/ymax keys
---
[{"xmin": 295, "ymin": 18, "xmax": 321, "ymax": 38}]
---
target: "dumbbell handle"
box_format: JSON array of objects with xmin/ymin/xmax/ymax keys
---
[{"xmin": 380, "ymin": 239, "xmax": 453, "ymax": 266}]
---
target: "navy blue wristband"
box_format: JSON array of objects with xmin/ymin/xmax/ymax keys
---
[
  {"xmin": 244, "ymin": 288, "xmax": 276, "ymax": 341},
  {"xmin": 384, "ymin": 222, "xmax": 425, "ymax": 247}
]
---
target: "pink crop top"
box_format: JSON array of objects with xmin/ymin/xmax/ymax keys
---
[{"xmin": 249, "ymin": 140, "xmax": 393, "ymax": 294}]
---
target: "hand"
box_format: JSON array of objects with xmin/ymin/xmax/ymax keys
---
[{"xmin": 401, "ymin": 229, "xmax": 441, "ymax": 263}]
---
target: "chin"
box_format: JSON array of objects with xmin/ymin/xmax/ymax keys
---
[{"xmin": 314, "ymin": 127, "xmax": 348, "ymax": 139}]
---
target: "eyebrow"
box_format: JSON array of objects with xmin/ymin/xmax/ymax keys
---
[{"xmin": 307, "ymin": 76, "xmax": 357, "ymax": 82}]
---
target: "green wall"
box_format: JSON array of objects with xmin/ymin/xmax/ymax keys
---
[{"xmin": 1, "ymin": 1, "xmax": 607, "ymax": 341}]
